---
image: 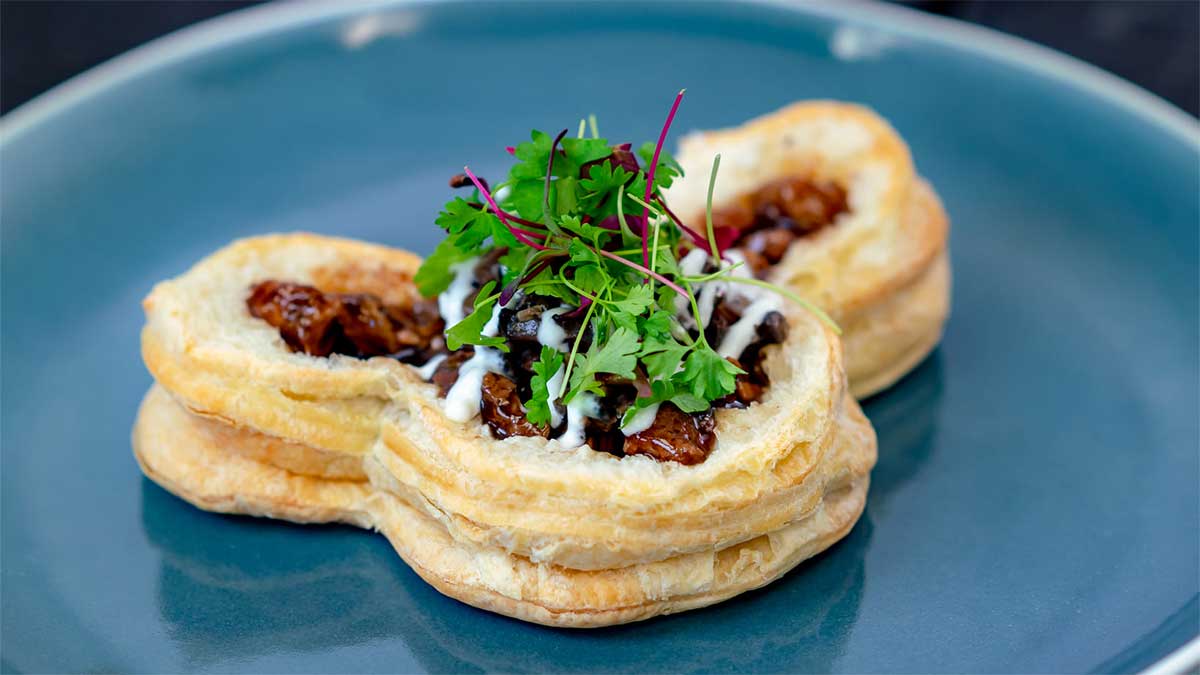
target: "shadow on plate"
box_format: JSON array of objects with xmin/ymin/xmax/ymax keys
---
[{"xmin": 142, "ymin": 486, "xmax": 874, "ymax": 672}]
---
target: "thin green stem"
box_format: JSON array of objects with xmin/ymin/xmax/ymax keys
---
[
  {"xmin": 588, "ymin": 114, "xmax": 599, "ymax": 139},
  {"xmin": 559, "ymin": 298, "xmax": 598, "ymax": 399},
  {"xmin": 556, "ymin": 268, "xmax": 609, "ymax": 306},
  {"xmin": 722, "ymin": 277, "xmax": 841, "ymax": 334},
  {"xmin": 648, "ymin": 216, "xmax": 663, "ymax": 294},
  {"xmin": 685, "ymin": 281, "xmax": 709, "ymax": 348},
  {"xmin": 683, "ymin": 261, "xmax": 746, "ymax": 284},
  {"xmin": 594, "ymin": 246, "xmax": 686, "ymax": 297},
  {"xmin": 705, "ymin": 154, "xmax": 722, "ymax": 259},
  {"xmin": 616, "ymin": 184, "xmax": 638, "ymax": 244},
  {"xmin": 627, "ymin": 193, "xmax": 663, "ymax": 217}
]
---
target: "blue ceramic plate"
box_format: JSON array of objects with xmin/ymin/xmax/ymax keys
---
[{"xmin": 3, "ymin": 1, "xmax": 1196, "ymax": 672}]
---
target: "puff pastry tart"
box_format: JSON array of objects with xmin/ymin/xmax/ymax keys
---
[
  {"xmin": 135, "ymin": 95, "xmax": 877, "ymax": 627},
  {"xmin": 665, "ymin": 101, "xmax": 951, "ymax": 398}
]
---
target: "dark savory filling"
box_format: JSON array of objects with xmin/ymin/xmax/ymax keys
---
[
  {"xmin": 247, "ymin": 280, "xmax": 445, "ymax": 362},
  {"xmin": 248, "ymin": 251, "xmax": 784, "ymax": 465},
  {"xmin": 710, "ymin": 177, "xmax": 848, "ymax": 276}
]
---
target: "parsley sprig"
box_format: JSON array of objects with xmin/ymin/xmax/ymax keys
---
[{"xmin": 415, "ymin": 90, "xmax": 832, "ymax": 429}]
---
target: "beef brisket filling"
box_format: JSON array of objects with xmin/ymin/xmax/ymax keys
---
[
  {"xmin": 247, "ymin": 281, "xmax": 444, "ymax": 362},
  {"xmin": 247, "ymin": 253, "xmax": 786, "ymax": 465},
  {"xmin": 711, "ymin": 177, "xmax": 849, "ymax": 276}
]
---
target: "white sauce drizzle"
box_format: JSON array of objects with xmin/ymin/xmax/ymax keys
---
[
  {"xmin": 438, "ymin": 258, "xmax": 478, "ymax": 329},
  {"xmin": 536, "ymin": 307, "xmax": 569, "ymax": 351},
  {"xmin": 620, "ymin": 402, "xmax": 661, "ymax": 436},
  {"xmin": 721, "ymin": 250, "xmax": 763, "ymax": 302},
  {"xmin": 675, "ymin": 248, "xmax": 710, "ymax": 322},
  {"xmin": 544, "ymin": 366, "xmax": 566, "ymax": 427},
  {"xmin": 697, "ymin": 281, "xmax": 721, "ymax": 328},
  {"xmin": 443, "ymin": 303, "xmax": 505, "ymax": 422},
  {"xmin": 534, "ymin": 306, "xmax": 571, "ymax": 427},
  {"xmin": 559, "ymin": 393, "xmax": 599, "ymax": 448},
  {"xmin": 415, "ymin": 354, "xmax": 447, "ymax": 380},
  {"xmin": 679, "ymin": 247, "xmax": 708, "ymax": 276},
  {"xmin": 718, "ymin": 296, "xmax": 781, "ymax": 359}
]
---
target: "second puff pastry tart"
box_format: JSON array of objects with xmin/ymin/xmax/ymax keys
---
[{"xmin": 665, "ymin": 101, "xmax": 951, "ymax": 398}]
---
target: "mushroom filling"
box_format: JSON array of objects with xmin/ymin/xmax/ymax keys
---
[
  {"xmin": 247, "ymin": 250, "xmax": 785, "ymax": 466},
  {"xmin": 710, "ymin": 177, "xmax": 849, "ymax": 276}
]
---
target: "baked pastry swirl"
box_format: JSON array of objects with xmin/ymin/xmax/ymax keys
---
[
  {"xmin": 665, "ymin": 101, "xmax": 951, "ymax": 398},
  {"xmin": 134, "ymin": 233, "xmax": 876, "ymax": 626}
]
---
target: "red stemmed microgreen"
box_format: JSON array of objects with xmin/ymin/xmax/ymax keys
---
[
  {"xmin": 641, "ymin": 89, "xmax": 685, "ymax": 270},
  {"xmin": 653, "ymin": 195, "xmax": 710, "ymax": 250},
  {"xmin": 543, "ymin": 128, "xmax": 570, "ymax": 232},
  {"xmin": 594, "ymin": 246, "xmax": 686, "ymax": 297},
  {"xmin": 463, "ymin": 166, "xmax": 547, "ymax": 251}
]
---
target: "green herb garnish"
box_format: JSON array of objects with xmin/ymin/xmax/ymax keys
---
[{"xmin": 416, "ymin": 90, "xmax": 834, "ymax": 426}]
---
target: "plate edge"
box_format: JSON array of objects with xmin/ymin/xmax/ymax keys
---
[{"xmin": 1, "ymin": 0, "xmax": 1195, "ymax": 147}]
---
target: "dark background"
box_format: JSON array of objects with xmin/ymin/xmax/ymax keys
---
[{"xmin": 2, "ymin": 0, "xmax": 1198, "ymax": 117}]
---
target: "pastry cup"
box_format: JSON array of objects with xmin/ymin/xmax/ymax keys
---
[{"xmin": 136, "ymin": 233, "xmax": 877, "ymax": 626}]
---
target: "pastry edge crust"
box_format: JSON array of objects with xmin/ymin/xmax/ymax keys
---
[{"xmin": 133, "ymin": 384, "xmax": 870, "ymax": 628}]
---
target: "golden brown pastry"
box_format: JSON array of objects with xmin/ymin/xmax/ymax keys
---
[
  {"xmin": 135, "ymin": 95, "xmax": 893, "ymax": 627},
  {"xmin": 665, "ymin": 101, "xmax": 951, "ymax": 398},
  {"xmin": 135, "ymin": 233, "xmax": 876, "ymax": 627}
]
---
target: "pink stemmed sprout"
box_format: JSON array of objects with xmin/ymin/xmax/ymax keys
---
[
  {"xmin": 462, "ymin": 166, "xmax": 548, "ymax": 251},
  {"xmin": 594, "ymin": 247, "xmax": 687, "ymax": 298},
  {"xmin": 642, "ymin": 89, "xmax": 686, "ymax": 271}
]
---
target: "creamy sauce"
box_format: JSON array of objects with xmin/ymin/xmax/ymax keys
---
[
  {"xmin": 534, "ymin": 306, "xmax": 571, "ymax": 427},
  {"xmin": 443, "ymin": 303, "xmax": 505, "ymax": 422},
  {"xmin": 438, "ymin": 258, "xmax": 478, "ymax": 329},
  {"xmin": 679, "ymin": 249, "xmax": 765, "ymax": 332},
  {"xmin": 559, "ymin": 393, "xmax": 599, "ymax": 448},
  {"xmin": 722, "ymin": 250, "xmax": 763, "ymax": 301},
  {"xmin": 536, "ymin": 307, "xmax": 569, "ymax": 351},
  {"xmin": 544, "ymin": 365, "xmax": 566, "ymax": 427},
  {"xmin": 676, "ymin": 248, "xmax": 710, "ymax": 322},
  {"xmin": 415, "ymin": 354, "xmax": 447, "ymax": 380},
  {"xmin": 620, "ymin": 402, "xmax": 661, "ymax": 436},
  {"xmin": 718, "ymin": 296, "xmax": 780, "ymax": 359},
  {"xmin": 679, "ymin": 247, "xmax": 708, "ymax": 276},
  {"xmin": 697, "ymin": 280, "xmax": 721, "ymax": 328}
]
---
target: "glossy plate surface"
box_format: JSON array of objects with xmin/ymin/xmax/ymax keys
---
[{"xmin": 2, "ymin": 2, "xmax": 1196, "ymax": 672}]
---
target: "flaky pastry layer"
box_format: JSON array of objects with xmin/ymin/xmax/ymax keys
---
[{"xmin": 135, "ymin": 385, "xmax": 870, "ymax": 627}]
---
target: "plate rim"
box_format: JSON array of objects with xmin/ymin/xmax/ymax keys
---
[
  {"xmin": 0, "ymin": 0, "xmax": 1196, "ymax": 147},
  {"xmin": 0, "ymin": 0, "xmax": 1195, "ymax": 670}
]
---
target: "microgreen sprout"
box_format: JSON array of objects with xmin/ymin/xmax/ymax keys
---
[
  {"xmin": 463, "ymin": 166, "xmax": 547, "ymax": 251},
  {"xmin": 641, "ymin": 89, "xmax": 685, "ymax": 270},
  {"xmin": 417, "ymin": 93, "xmax": 836, "ymax": 428},
  {"xmin": 705, "ymin": 154, "xmax": 722, "ymax": 260}
]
